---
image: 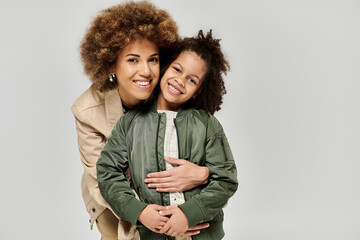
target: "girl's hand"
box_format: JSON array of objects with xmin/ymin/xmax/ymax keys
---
[
  {"xmin": 144, "ymin": 156, "xmax": 210, "ymax": 192},
  {"xmin": 158, "ymin": 206, "xmax": 189, "ymax": 236},
  {"xmin": 137, "ymin": 204, "xmax": 169, "ymax": 233},
  {"xmin": 159, "ymin": 205, "xmax": 210, "ymax": 236}
]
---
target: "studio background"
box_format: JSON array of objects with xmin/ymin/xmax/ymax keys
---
[{"xmin": 0, "ymin": 0, "xmax": 359, "ymax": 239}]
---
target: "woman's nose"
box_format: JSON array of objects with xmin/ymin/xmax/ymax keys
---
[{"xmin": 139, "ymin": 62, "xmax": 151, "ymax": 77}]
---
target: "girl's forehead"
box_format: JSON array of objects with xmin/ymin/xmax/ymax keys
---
[
  {"xmin": 173, "ymin": 51, "xmax": 207, "ymax": 77},
  {"xmin": 175, "ymin": 51, "xmax": 204, "ymax": 66}
]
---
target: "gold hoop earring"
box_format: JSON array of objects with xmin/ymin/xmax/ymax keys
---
[{"xmin": 108, "ymin": 73, "xmax": 117, "ymax": 83}]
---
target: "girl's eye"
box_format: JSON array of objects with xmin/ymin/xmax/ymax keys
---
[
  {"xmin": 189, "ymin": 78, "xmax": 197, "ymax": 85},
  {"xmin": 149, "ymin": 58, "xmax": 159, "ymax": 63},
  {"xmin": 127, "ymin": 58, "xmax": 138, "ymax": 63},
  {"xmin": 173, "ymin": 67, "xmax": 181, "ymax": 73}
]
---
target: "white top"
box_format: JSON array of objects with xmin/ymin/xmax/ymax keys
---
[{"xmin": 158, "ymin": 110, "xmax": 185, "ymax": 206}]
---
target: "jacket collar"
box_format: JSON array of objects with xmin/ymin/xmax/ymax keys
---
[
  {"xmin": 148, "ymin": 98, "xmax": 188, "ymax": 119},
  {"xmin": 104, "ymin": 88, "xmax": 123, "ymax": 130}
]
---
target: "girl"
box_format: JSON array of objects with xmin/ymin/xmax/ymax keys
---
[{"xmin": 97, "ymin": 30, "xmax": 238, "ymax": 240}]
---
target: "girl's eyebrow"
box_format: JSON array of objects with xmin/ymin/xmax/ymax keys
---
[
  {"xmin": 174, "ymin": 62, "xmax": 183, "ymax": 68},
  {"xmin": 189, "ymin": 74, "xmax": 200, "ymax": 80},
  {"xmin": 174, "ymin": 62, "xmax": 200, "ymax": 80}
]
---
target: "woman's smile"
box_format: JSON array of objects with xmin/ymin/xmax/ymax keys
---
[{"xmin": 133, "ymin": 79, "xmax": 153, "ymax": 89}]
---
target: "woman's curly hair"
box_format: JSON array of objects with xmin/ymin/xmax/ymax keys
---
[
  {"xmin": 80, "ymin": 1, "xmax": 179, "ymax": 91},
  {"xmin": 161, "ymin": 30, "xmax": 230, "ymax": 114}
]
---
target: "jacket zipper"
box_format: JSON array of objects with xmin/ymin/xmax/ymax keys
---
[
  {"xmin": 173, "ymin": 118, "xmax": 181, "ymax": 158},
  {"xmin": 156, "ymin": 113, "xmax": 165, "ymax": 206},
  {"xmin": 173, "ymin": 117, "xmax": 187, "ymax": 202}
]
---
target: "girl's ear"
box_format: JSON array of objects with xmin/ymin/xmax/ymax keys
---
[{"xmin": 192, "ymin": 87, "xmax": 202, "ymax": 99}]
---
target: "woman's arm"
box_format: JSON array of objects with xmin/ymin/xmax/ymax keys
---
[
  {"xmin": 72, "ymin": 106, "xmax": 111, "ymax": 210},
  {"xmin": 145, "ymin": 156, "xmax": 210, "ymax": 192}
]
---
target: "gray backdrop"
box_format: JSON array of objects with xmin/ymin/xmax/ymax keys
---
[{"xmin": 0, "ymin": 0, "xmax": 359, "ymax": 239}]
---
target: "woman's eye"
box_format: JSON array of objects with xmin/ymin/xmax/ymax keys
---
[
  {"xmin": 149, "ymin": 58, "xmax": 159, "ymax": 63},
  {"xmin": 127, "ymin": 58, "xmax": 138, "ymax": 63}
]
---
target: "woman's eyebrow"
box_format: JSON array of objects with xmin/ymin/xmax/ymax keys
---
[
  {"xmin": 126, "ymin": 53, "xmax": 159, "ymax": 57},
  {"xmin": 126, "ymin": 53, "xmax": 140, "ymax": 57}
]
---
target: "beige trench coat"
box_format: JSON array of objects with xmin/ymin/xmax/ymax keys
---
[{"xmin": 72, "ymin": 84, "xmax": 136, "ymax": 238}]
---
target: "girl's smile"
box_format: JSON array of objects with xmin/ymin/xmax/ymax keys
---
[{"xmin": 157, "ymin": 51, "xmax": 207, "ymax": 111}]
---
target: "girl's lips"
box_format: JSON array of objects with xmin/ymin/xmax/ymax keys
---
[
  {"xmin": 133, "ymin": 79, "xmax": 152, "ymax": 89},
  {"xmin": 168, "ymin": 83, "xmax": 182, "ymax": 95}
]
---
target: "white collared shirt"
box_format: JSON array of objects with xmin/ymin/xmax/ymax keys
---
[{"xmin": 158, "ymin": 110, "xmax": 186, "ymax": 206}]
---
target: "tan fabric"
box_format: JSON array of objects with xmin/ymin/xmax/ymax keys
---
[
  {"xmin": 175, "ymin": 236, "xmax": 191, "ymax": 240},
  {"xmin": 96, "ymin": 208, "xmax": 139, "ymax": 240},
  {"xmin": 72, "ymin": 85, "xmax": 138, "ymax": 239},
  {"xmin": 96, "ymin": 208, "xmax": 118, "ymax": 240}
]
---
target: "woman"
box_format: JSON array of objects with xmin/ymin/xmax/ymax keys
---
[{"xmin": 72, "ymin": 2, "xmax": 210, "ymax": 240}]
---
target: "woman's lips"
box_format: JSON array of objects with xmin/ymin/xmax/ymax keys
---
[{"xmin": 133, "ymin": 79, "xmax": 152, "ymax": 89}]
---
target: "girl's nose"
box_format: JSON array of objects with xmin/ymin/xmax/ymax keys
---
[{"xmin": 175, "ymin": 78, "xmax": 185, "ymax": 87}]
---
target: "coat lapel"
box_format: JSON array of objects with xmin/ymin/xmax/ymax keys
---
[{"xmin": 104, "ymin": 88, "xmax": 123, "ymax": 131}]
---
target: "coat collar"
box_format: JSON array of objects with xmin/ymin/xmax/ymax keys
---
[{"xmin": 104, "ymin": 88, "xmax": 123, "ymax": 131}]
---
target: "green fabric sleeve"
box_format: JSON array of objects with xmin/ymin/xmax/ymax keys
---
[
  {"xmin": 180, "ymin": 115, "xmax": 238, "ymax": 227},
  {"xmin": 178, "ymin": 197, "xmax": 204, "ymax": 227},
  {"xmin": 97, "ymin": 114, "xmax": 148, "ymax": 225}
]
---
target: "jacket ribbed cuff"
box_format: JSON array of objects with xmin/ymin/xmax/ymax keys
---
[
  {"xmin": 178, "ymin": 198, "xmax": 204, "ymax": 227},
  {"xmin": 122, "ymin": 198, "xmax": 148, "ymax": 225}
]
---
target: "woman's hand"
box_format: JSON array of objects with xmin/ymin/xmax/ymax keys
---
[
  {"xmin": 144, "ymin": 157, "xmax": 210, "ymax": 192},
  {"xmin": 184, "ymin": 222, "xmax": 210, "ymax": 235}
]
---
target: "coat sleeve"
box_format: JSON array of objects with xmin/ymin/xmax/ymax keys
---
[
  {"xmin": 97, "ymin": 116, "xmax": 148, "ymax": 225},
  {"xmin": 178, "ymin": 115, "xmax": 238, "ymax": 227},
  {"xmin": 72, "ymin": 106, "xmax": 111, "ymax": 211}
]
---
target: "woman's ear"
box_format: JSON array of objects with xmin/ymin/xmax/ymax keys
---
[{"xmin": 110, "ymin": 65, "xmax": 116, "ymax": 74}]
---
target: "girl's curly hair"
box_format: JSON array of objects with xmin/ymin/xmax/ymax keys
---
[
  {"xmin": 161, "ymin": 30, "xmax": 230, "ymax": 114},
  {"xmin": 80, "ymin": 1, "xmax": 179, "ymax": 91}
]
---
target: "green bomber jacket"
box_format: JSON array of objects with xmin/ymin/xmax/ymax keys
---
[{"xmin": 97, "ymin": 101, "xmax": 238, "ymax": 240}]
